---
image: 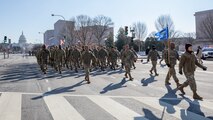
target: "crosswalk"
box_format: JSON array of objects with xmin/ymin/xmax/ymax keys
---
[{"xmin": 0, "ymin": 92, "xmax": 213, "ymax": 120}]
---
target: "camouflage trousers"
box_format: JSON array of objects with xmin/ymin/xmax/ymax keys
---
[
  {"xmin": 165, "ymin": 66, "xmax": 179, "ymax": 84},
  {"xmin": 99, "ymin": 58, "xmax": 107, "ymax": 69},
  {"xmin": 83, "ymin": 64, "xmax": 90, "ymax": 79},
  {"xmin": 182, "ymin": 73, "xmax": 197, "ymax": 92},
  {"xmin": 40, "ymin": 60, "xmax": 48, "ymax": 72},
  {"xmin": 150, "ymin": 61, "xmax": 157, "ymax": 73}
]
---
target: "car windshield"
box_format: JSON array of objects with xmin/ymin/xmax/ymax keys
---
[{"xmin": 203, "ymin": 48, "xmax": 213, "ymax": 52}]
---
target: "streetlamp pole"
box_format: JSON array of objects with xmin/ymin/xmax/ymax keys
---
[
  {"xmin": 51, "ymin": 14, "xmax": 67, "ymax": 46},
  {"xmin": 38, "ymin": 32, "xmax": 44, "ymax": 44}
]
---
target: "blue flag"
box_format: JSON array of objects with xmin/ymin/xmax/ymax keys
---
[{"xmin": 155, "ymin": 26, "xmax": 169, "ymax": 41}]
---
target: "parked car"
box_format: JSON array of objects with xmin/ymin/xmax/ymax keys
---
[{"xmin": 202, "ymin": 48, "xmax": 213, "ymax": 60}]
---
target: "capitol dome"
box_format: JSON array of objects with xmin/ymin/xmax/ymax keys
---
[{"xmin": 18, "ymin": 31, "xmax": 27, "ymax": 44}]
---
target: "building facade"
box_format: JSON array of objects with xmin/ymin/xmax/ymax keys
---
[{"xmin": 44, "ymin": 20, "xmax": 114, "ymax": 47}]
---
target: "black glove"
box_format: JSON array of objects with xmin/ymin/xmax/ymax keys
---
[
  {"xmin": 147, "ymin": 59, "xmax": 149, "ymax": 62},
  {"xmin": 179, "ymin": 71, "xmax": 183, "ymax": 75},
  {"xmin": 166, "ymin": 64, "xmax": 170, "ymax": 67},
  {"xmin": 203, "ymin": 67, "xmax": 207, "ymax": 71}
]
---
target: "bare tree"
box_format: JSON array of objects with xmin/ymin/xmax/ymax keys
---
[
  {"xmin": 182, "ymin": 32, "xmax": 196, "ymax": 44},
  {"xmin": 148, "ymin": 31, "xmax": 157, "ymax": 38},
  {"xmin": 199, "ymin": 14, "xmax": 213, "ymax": 41},
  {"xmin": 92, "ymin": 15, "xmax": 114, "ymax": 45},
  {"xmin": 74, "ymin": 15, "xmax": 93, "ymax": 45},
  {"xmin": 133, "ymin": 22, "xmax": 147, "ymax": 41},
  {"xmin": 155, "ymin": 15, "xmax": 180, "ymax": 38}
]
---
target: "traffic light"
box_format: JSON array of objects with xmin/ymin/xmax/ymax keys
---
[
  {"xmin": 4, "ymin": 36, "xmax": 7, "ymax": 43},
  {"xmin": 125, "ymin": 26, "xmax": 128, "ymax": 35},
  {"xmin": 8, "ymin": 39, "xmax": 11, "ymax": 44}
]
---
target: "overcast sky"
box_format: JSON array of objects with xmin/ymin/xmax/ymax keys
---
[{"xmin": 0, "ymin": 0, "xmax": 213, "ymax": 43}]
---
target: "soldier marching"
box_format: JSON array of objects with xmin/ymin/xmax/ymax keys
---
[{"xmin": 36, "ymin": 43, "xmax": 208, "ymax": 100}]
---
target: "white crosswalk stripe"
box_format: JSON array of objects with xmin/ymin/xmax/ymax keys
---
[
  {"xmin": 44, "ymin": 95, "xmax": 85, "ymax": 120},
  {"xmin": 0, "ymin": 92, "xmax": 212, "ymax": 120},
  {"xmin": 0, "ymin": 92, "xmax": 21, "ymax": 120}
]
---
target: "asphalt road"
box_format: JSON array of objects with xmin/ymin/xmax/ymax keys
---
[{"xmin": 0, "ymin": 54, "xmax": 213, "ymax": 120}]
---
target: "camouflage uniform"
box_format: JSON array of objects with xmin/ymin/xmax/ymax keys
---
[
  {"xmin": 147, "ymin": 47, "xmax": 160, "ymax": 76},
  {"xmin": 65, "ymin": 47, "xmax": 70, "ymax": 69},
  {"xmin": 164, "ymin": 43, "xmax": 180, "ymax": 87},
  {"xmin": 178, "ymin": 44, "xmax": 207, "ymax": 100},
  {"xmin": 98, "ymin": 47, "xmax": 108, "ymax": 71},
  {"xmin": 54, "ymin": 46, "xmax": 65, "ymax": 74},
  {"xmin": 82, "ymin": 47, "xmax": 96, "ymax": 84},
  {"xmin": 131, "ymin": 48, "xmax": 138, "ymax": 69},
  {"xmin": 109, "ymin": 47, "xmax": 119, "ymax": 70},
  {"xmin": 39, "ymin": 46, "xmax": 50, "ymax": 74},
  {"xmin": 122, "ymin": 46, "xmax": 135, "ymax": 80},
  {"xmin": 71, "ymin": 47, "xmax": 81, "ymax": 72},
  {"xmin": 93, "ymin": 47, "xmax": 99, "ymax": 68}
]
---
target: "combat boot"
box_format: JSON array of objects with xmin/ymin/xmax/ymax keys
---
[
  {"xmin": 193, "ymin": 92, "xmax": 203, "ymax": 100},
  {"xmin": 149, "ymin": 70, "xmax": 153, "ymax": 74},
  {"xmin": 124, "ymin": 73, "xmax": 128, "ymax": 78},
  {"xmin": 176, "ymin": 82, "xmax": 181, "ymax": 88},
  {"xmin": 178, "ymin": 85, "xmax": 185, "ymax": 95},
  {"xmin": 165, "ymin": 82, "xmax": 171, "ymax": 85}
]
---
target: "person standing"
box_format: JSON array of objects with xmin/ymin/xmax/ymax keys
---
[
  {"xmin": 147, "ymin": 45, "xmax": 161, "ymax": 76},
  {"xmin": 164, "ymin": 43, "xmax": 181, "ymax": 88},
  {"xmin": 196, "ymin": 46, "xmax": 203, "ymax": 64},
  {"xmin": 178, "ymin": 44, "xmax": 207, "ymax": 100},
  {"xmin": 81, "ymin": 46, "xmax": 96, "ymax": 84}
]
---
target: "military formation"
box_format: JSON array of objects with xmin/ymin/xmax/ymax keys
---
[{"xmin": 35, "ymin": 43, "xmax": 207, "ymax": 100}]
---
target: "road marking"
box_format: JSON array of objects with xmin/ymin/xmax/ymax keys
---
[
  {"xmin": 45, "ymin": 79, "xmax": 49, "ymax": 83},
  {"xmin": 48, "ymin": 87, "xmax": 51, "ymax": 91},
  {"xmin": 134, "ymin": 97, "xmax": 211, "ymax": 120},
  {"xmin": 87, "ymin": 96, "xmax": 148, "ymax": 120},
  {"xmin": 0, "ymin": 92, "xmax": 21, "ymax": 120},
  {"xmin": 44, "ymin": 95, "xmax": 85, "ymax": 120}
]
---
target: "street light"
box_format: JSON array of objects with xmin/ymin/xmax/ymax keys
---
[
  {"xmin": 38, "ymin": 32, "xmax": 44, "ymax": 44},
  {"xmin": 51, "ymin": 14, "xmax": 65, "ymax": 21}
]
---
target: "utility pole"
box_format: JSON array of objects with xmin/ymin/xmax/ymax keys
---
[{"xmin": 3, "ymin": 36, "xmax": 7, "ymax": 59}]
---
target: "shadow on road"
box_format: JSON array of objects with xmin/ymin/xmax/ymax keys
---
[
  {"xmin": 31, "ymin": 80, "xmax": 86, "ymax": 100},
  {"xmin": 100, "ymin": 78, "xmax": 127, "ymax": 94},
  {"xmin": 159, "ymin": 85, "xmax": 182, "ymax": 119},
  {"xmin": 180, "ymin": 95, "xmax": 210, "ymax": 120},
  {"xmin": 141, "ymin": 75, "xmax": 157, "ymax": 86}
]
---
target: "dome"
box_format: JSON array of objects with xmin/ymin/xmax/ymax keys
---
[{"xmin": 19, "ymin": 31, "xmax": 27, "ymax": 44}]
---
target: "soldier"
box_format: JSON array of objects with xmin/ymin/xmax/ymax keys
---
[
  {"xmin": 92, "ymin": 46, "xmax": 99, "ymax": 69},
  {"xmin": 164, "ymin": 43, "xmax": 181, "ymax": 87},
  {"xmin": 147, "ymin": 45, "xmax": 161, "ymax": 76},
  {"xmin": 159, "ymin": 48, "xmax": 167, "ymax": 65},
  {"xmin": 64, "ymin": 46, "xmax": 70, "ymax": 69},
  {"xmin": 98, "ymin": 46, "xmax": 108, "ymax": 71},
  {"xmin": 49, "ymin": 46, "xmax": 55, "ymax": 67},
  {"xmin": 130, "ymin": 47, "xmax": 138, "ymax": 69},
  {"xmin": 196, "ymin": 46, "xmax": 203, "ymax": 64},
  {"xmin": 71, "ymin": 46, "xmax": 81, "ymax": 72},
  {"xmin": 36, "ymin": 48, "xmax": 42, "ymax": 70},
  {"xmin": 81, "ymin": 45, "xmax": 96, "ymax": 84},
  {"xmin": 122, "ymin": 45, "xmax": 135, "ymax": 80},
  {"xmin": 39, "ymin": 45, "xmax": 50, "ymax": 74},
  {"xmin": 109, "ymin": 47, "xmax": 119, "ymax": 70},
  {"xmin": 54, "ymin": 45, "xmax": 65, "ymax": 74},
  {"xmin": 120, "ymin": 46, "xmax": 126, "ymax": 69},
  {"xmin": 178, "ymin": 44, "xmax": 207, "ymax": 100}
]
